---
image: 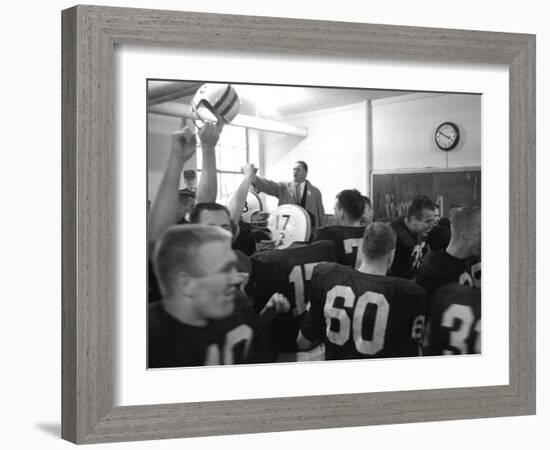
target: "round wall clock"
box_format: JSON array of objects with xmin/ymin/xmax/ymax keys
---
[{"xmin": 435, "ymin": 121, "xmax": 460, "ymax": 151}]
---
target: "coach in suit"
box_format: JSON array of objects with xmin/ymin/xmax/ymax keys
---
[{"xmin": 251, "ymin": 161, "xmax": 326, "ymax": 233}]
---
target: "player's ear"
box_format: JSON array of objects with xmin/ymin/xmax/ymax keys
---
[
  {"xmin": 174, "ymin": 271, "xmax": 195, "ymax": 296},
  {"xmin": 355, "ymin": 249, "xmax": 364, "ymax": 269},
  {"xmin": 386, "ymin": 249, "xmax": 396, "ymax": 273}
]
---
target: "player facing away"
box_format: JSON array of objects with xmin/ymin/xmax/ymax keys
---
[
  {"xmin": 148, "ymin": 224, "xmax": 288, "ymax": 368},
  {"xmin": 423, "ymin": 283, "xmax": 481, "ymax": 355},
  {"xmin": 297, "ymin": 222, "xmax": 427, "ymax": 360},
  {"xmin": 416, "ymin": 207, "xmax": 481, "ymax": 294},
  {"xmin": 248, "ymin": 240, "xmax": 337, "ymax": 358},
  {"xmin": 313, "ymin": 189, "xmax": 367, "ymax": 268}
]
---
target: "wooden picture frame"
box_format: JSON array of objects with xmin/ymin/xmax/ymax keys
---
[{"xmin": 61, "ymin": 5, "xmax": 536, "ymax": 444}]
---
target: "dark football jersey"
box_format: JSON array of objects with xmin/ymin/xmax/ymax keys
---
[
  {"xmin": 148, "ymin": 296, "xmax": 257, "ymax": 368},
  {"xmin": 426, "ymin": 225, "xmax": 451, "ymax": 252},
  {"xmin": 314, "ymin": 225, "xmax": 365, "ymax": 268},
  {"xmin": 416, "ymin": 250, "xmax": 481, "ymax": 294},
  {"xmin": 389, "ymin": 217, "xmax": 428, "ymax": 279},
  {"xmin": 148, "ymin": 302, "xmax": 218, "ymax": 368},
  {"xmin": 232, "ymin": 220, "xmax": 257, "ymax": 256},
  {"xmin": 301, "ymin": 263, "xmax": 426, "ymax": 360},
  {"xmin": 209, "ymin": 290, "xmax": 271, "ymax": 364},
  {"xmin": 248, "ymin": 240, "xmax": 337, "ymax": 354},
  {"xmin": 424, "ymin": 283, "xmax": 481, "ymax": 356}
]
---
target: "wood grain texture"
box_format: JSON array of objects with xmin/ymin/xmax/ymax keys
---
[
  {"xmin": 61, "ymin": 5, "xmax": 536, "ymax": 444},
  {"xmin": 61, "ymin": 6, "xmax": 77, "ymax": 443}
]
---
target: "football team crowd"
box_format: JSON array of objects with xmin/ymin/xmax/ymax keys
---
[{"xmin": 147, "ymin": 119, "xmax": 481, "ymax": 368}]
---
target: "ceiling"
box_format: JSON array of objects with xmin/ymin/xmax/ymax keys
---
[{"xmin": 148, "ymin": 80, "xmax": 413, "ymax": 119}]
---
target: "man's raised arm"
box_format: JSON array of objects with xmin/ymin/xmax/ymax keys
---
[
  {"xmin": 148, "ymin": 127, "xmax": 196, "ymax": 247},
  {"xmin": 196, "ymin": 122, "xmax": 223, "ymax": 204},
  {"xmin": 227, "ymin": 163, "xmax": 258, "ymax": 224},
  {"xmin": 252, "ymin": 175, "xmax": 284, "ymax": 198}
]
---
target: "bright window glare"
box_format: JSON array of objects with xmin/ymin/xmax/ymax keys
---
[{"xmin": 196, "ymin": 125, "xmax": 249, "ymax": 204}]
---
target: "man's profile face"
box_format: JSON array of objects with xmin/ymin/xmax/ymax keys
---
[
  {"xmin": 361, "ymin": 205, "xmax": 374, "ymax": 226},
  {"xmin": 198, "ymin": 209, "xmax": 233, "ymax": 234},
  {"xmin": 333, "ymin": 199, "xmax": 344, "ymax": 224},
  {"xmin": 190, "ymin": 240, "xmax": 239, "ymax": 320},
  {"xmin": 292, "ymin": 163, "xmax": 307, "ymax": 183},
  {"xmin": 410, "ymin": 208, "xmax": 436, "ymax": 237}
]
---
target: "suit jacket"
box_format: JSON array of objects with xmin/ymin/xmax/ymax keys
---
[{"xmin": 253, "ymin": 176, "xmax": 326, "ymax": 231}]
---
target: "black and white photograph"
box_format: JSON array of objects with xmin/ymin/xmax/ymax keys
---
[{"xmin": 146, "ymin": 80, "xmax": 482, "ymax": 368}]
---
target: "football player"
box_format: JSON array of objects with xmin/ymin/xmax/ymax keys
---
[
  {"xmin": 425, "ymin": 224, "xmax": 452, "ymax": 252},
  {"xmin": 148, "ymin": 125, "xmax": 199, "ymax": 246},
  {"xmin": 423, "ymin": 282, "xmax": 481, "ymax": 355},
  {"xmin": 313, "ymin": 189, "xmax": 367, "ymax": 268},
  {"xmin": 248, "ymin": 239, "xmax": 337, "ymax": 359},
  {"xmin": 149, "ymin": 224, "xmax": 288, "ymax": 368},
  {"xmin": 416, "ymin": 207, "xmax": 481, "ymax": 293},
  {"xmin": 297, "ymin": 222, "xmax": 426, "ymax": 360},
  {"xmin": 389, "ymin": 195, "xmax": 436, "ymax": 279}
]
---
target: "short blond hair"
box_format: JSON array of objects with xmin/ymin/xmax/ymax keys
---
[
  {"xmin": 361, "ymin": 222, "xmax": 397, "ymax": 260},
  {"xmin": 153, "ymin": 224, "xmax": 232, "ymax": 296}
]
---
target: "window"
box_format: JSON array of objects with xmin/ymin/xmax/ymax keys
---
[{"xmin": 196, "ymin": 125, "xmax": 256, "ymax": 205}]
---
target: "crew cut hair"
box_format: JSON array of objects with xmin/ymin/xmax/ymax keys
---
[
  {"xmin": 361, "ymin": 222, "xmax": 397, "ymax": 260},
  {"xmin": 407, "ymin": 195, "xmax": 436, "ymax": 220},
  {"xmin": 153, "ymin": 224, "xmax": 232, "ymax": 296},
  {"xmin": 450, "ymin": 207, "xmax": 481, "ymax": 234},
  {"xmin": 189, "ymin": 202, "xmax": 231, "ymax": 224}
]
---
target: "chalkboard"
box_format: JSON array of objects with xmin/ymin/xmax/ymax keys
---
[{"xmin": 372, "ymin": 169, "xmax": 481, "ymax": 220}]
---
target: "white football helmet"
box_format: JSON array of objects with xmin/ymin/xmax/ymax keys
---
[
  {"xmin": 191, "ymin": 83, "xmax": 240, "ymax": 128},
  {"xmin": 242, "ymin": 191, "xmax": 263, "ymax": 223},
  {"xmin": 226, "ymin": 190, "xmax": 263, "ymax": 223},
  {"xmin": 267, "ymin": 204, "xmax": 311, "ymax": 249}
]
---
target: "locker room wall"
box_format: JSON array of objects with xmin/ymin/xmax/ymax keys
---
[
  {"xmin": 260, "ymin": 102, "xmax": 368, "ymax": 213},
  {"xmin": 372, "ymin": 93, "xmax": 481, "ymax": 170}
]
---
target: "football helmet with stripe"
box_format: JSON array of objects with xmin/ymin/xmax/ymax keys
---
[{"xmin": 191, "ymin": 83, "xmax": 240, "ymax": 128}]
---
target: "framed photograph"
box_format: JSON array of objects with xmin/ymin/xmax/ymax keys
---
[{"xmin": 62, "ymin": 5, "xmax": 535, "ymax": 444}]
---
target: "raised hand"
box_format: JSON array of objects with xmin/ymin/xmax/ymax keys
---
[
  {"xmin": 241, "ymin": 163, "xmax": 258, "ymax": 181},
  {"xmin": 171, "ymin": 127, "xmax": 197, "ymax": 161},
  {"xmin": 198, "ymin": 121, "xmax": 223, "ymax": 148}
]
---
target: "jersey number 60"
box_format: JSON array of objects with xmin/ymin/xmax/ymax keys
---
[{"xmin": 324, "ymin": 286, "xmax": 389, "ymax": 355}]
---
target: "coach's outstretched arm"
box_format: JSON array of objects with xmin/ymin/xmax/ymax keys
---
[
  {"xmin": 227, "ymin": 163, "xmax": 258, "ymax": 224},
  {"xmin": 252, "ymin": 175, "xmax": 286, "ymax": 199},
  {"xmin": 196, "ymin": 122, "xmax": 223, "ymax": 204},
  {"xmin": 148, "ymin": 127, "xmax": 196, "ymax": 247}
]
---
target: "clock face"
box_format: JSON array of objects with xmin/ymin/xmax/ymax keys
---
[{"xmin": 435, "ymin": 122, "xmax": 460, "ymax": 151}]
